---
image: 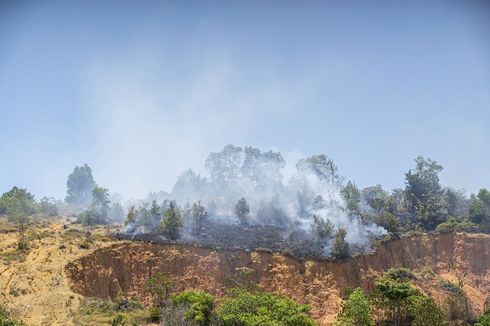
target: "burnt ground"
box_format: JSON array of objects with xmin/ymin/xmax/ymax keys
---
[{"xmin": 112, "ymin": 222, "xmax": 333, "ymax": 259}]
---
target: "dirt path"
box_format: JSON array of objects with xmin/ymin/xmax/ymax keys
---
[{"xmin": 0, "ymin": 219, "xmax": 119, "ymax": 326}]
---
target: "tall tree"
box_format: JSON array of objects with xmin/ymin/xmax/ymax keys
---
[
  {"xmin": 404, "ymin": 156, "xmax": 445, "ymax": 230},
  {"xmin": 331, "ymin": 228, "xmax": 349, "ymax": 259},
  {"xmin": 65, "ymin": 164, "xmax": 97, "ymax": 207},
  {"xmin": 0, "ymin": 187, "xmax": 36, "ymax": 249},
  {"xmin": 235, "ymin": 197, "xmax": 250, "ymax": 226},
  {"xmin": 160, "ymin": 202, "xmax": 183, "ymax": 240},
  {"xmin": 341, "ymin": 181, "xmax": 361, "ymax": 217},
  {"xmin": 191, "ymin": 201, "xmax": 208, "ymax": 235}
]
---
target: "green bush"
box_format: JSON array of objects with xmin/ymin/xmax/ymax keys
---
[
  {"xmin": 172, "ymin": 290, "xmax": 215, "ymax": 325},
  {"xmin": 436, "ymin": 217, "xmax": 478, "ymax": 233},
  {"xmin": 216, "ymin": 289, "xmax": 316, "ymax": 326},
  {"xmin": 385, "ymin": 267, "xmax": 416, "ymax": 281},
  {"xmin": 371, "ymin": 277, "xmax": 444, "ymax": 326},
  {"xmin": 0, "ymin": 304, "xmax": 25, "ymax": 326},
  {"xmin": 335, "ymin": 288, "xmax": 373, "ymax": 326},
  {"xmin": 476, "ymin": 312, "xmax": 490, "ymax": 326}
]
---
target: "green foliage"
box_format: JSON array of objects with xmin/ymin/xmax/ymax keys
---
[
  {"xmin": 191, "ymin": 201, "xmax": 208, "ymax": 235},
  {"xmin": 436, "ymin": 217, "xmax": 478, "ymax": 233},
  {"xmin": 0, "ymin": 304, "xmax": 25, "ymax": 326},
  {"xmin": 476, "ymin": 312, "xmax": 490, "ymax": 326},
  {"xmin": 216, "ymin": 289, "xmax": 316, "ymax": 326},
  {"xmin": 404, "ymin": 156, "xmax": 446, "ymax": 230},
  {"xmin": 335, "ymin": 288, "xmax": 373, "ymax": 326},
  {"xmin": 385, "ymin": 268, "xmax": 416, "ymax": 281},
  {"xmin": 145, "ymin": 272, "xmax": 172, "ymax": 307},
  {"xmin": 409, "ymin": 295, "xmax": 444, "ymax": 326},
  {"xmin": 235, "ymin": 197, "xmax": 250, "ymax": 226},
  {"xmin": 469, "ymin": 190, "xmax": 490, "ymax": 226},
  {"xmin": 374, "ymin": 212, "xmax": 400, "ymax": 234},
  {"xmin": 77, "ymin": 186, "xmax": 111, "ymax": 226},
  {"xmin": 0, "ymin": 187, "xmax": 36, "ymax": 249},
  {"xmin": 331, "ymin": 228, "xmax": 349, "ymax": 259},
  {"xmin": 65, "ymin": 163, "xmax": 97, "ymax": 206},
  {"xmin": 341, "ymin": 181, "xmax": 361, "ymax": 216},
  {"xmin": 160, "ymin": 202, "xmax": 183, "ymax": 240},
  {"xmin": 362, "ymin": 185, "xmax": 389, "ymax": 213},
  {"xmin": 371, "ymin": 277, "xmax": 443, "ymax": 326},
  {"xmin": 37, "ymin": 196, "xmax": 59, "ymax": 217},
  {"xmin": 310, "ymin": 215, "xmax": 334, "ymax": 242},
  {"xmin": 172, "ymin": 290, "xmax": 215, "ymax": 325},
  {"xmin": 111, "ymin": 314, "xmax": 128, "ymax": 326}
]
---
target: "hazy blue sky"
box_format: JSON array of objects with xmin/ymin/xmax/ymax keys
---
[{"xmin": 1, "ymin": 0, "xmax": 489, "ymax": 199}]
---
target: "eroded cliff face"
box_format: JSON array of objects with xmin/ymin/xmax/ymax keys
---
[{"xmin": 66, "ymin": 233, "xmax": 490, "ymax": 325}]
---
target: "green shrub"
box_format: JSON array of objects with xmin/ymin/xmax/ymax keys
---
[
  {"xmin": 436, "ymin": 218, "xmax": 478, "ymax": 233},
  {"xmin": 385, "ymin": 267, "xmax": 416, "ymax": 281},
  {"xmin": 172, "ymin": 290, "xmax": 215, "ymax": 325},
  {"xmin": 476, "ymin": 312, "xmax": 490, "ymax": 326},
  {"xmin": 216, "ymin": 289, "xmax": 316, "ymax": 326},
  {"xmin": 0, "ymin": 304, "xmax": 26, "ymax": 326},
  {"xmin": 335, "ymin": 287, "xmax": 373, "ymax": 326}
]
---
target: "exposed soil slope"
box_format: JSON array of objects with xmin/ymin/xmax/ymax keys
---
[
  {"xmin": 67, "ymin": 232, "xmax": 490, "ymax": 325},
  {"xmin": 0, "ymin": 219, "xmax": 118, "ymax": 326}
]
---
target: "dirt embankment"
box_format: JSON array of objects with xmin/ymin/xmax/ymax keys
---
[
  {"xmin": 67, "ymin": 233, "xmax": 490, "ymax": 325},
  {"xmin": 0, "ymin": 220, "xmax": 119, "ymax": 326}
]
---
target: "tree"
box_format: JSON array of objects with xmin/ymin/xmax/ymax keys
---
[
  {"xmin": 37, "ymin": 197, "xmax": 59, "ymax": 217},
  {"xmin": 172, "ymin": 290, "xmax": 215, "ymax": 326},
  {"xmin": 311, "ymin": 215, "xmax": 334, "ymax": 242},
  {"xmin": 146, "ymin": 272, "xmax": 172, "ymax": 308},
  {"xmin": 374, "ymin": 212, "xmax": 400, "ymax": 234},
  {"xmin": 235, "ymin": 197, "xmax": 250, "ymax": 226},
  {"xmin": 335, "ymin": 288, "xmax": 373, "ymax": 326},
  {"xmin": 149, "ymin": 200, "xmax": 161, "ymax": 218},
  {"xmin": 216, "ymin": 289, "xmax": 316, "ymax": 326},
  {"xmin": 361, "ymin": 185, "xmax": 389, "ymax": 213},
  {"xmin": 341, "ymin": 181, "xmax": 361, "ymax": 217},
  {"xmin": 0, "ymin": 187, "xmax": 36, "ymax": 249},
  {"xmin": 469, "ymin": 189, "xmax": 490, "ymax": 226},
  {"xmin": 191, "ymin": 201, "xmax": 208, "ymax": 235},
  {"xmin": 205, "ymin": 145, "xmax": 244, "ymax": 186},
  {"xmin": 65, "ymin": 164, "xmax": 96, "ymax": 207},
  {"xmin": 124, "ymin": 205, "xmax": 137, "ymax": 226},
  {"xmin": 331, "ymin": 228, "xmax": 349, "ymax": 259},
  {"xmin": 371, "ymin": 276, "xmax": 443, "ymax": 326},
  {"xmin": 91, "ymin": 186, "xmax": 110, "ymax": 221},
  {"xmin": 404, "ymin": 156, "xmax": 446, "ymax": 230},
  {"xmin": 78, "ymin": 186, "xmax": 110, "ymax": 226},
  {"xmin": 160, "ymin": 202, "xmax": 183, "ymax": 240}
]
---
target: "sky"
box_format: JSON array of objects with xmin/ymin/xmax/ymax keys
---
[{"xmin": 0, "ymin": 0, "xmax": 489, "ymax": 200}]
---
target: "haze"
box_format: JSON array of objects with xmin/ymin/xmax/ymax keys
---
[{"xmin": 1, "ymin": 0, "xmax": 489, "ymax": 200}]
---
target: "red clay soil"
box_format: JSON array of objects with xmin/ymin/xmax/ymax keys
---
[{"xmin": 66, "ymin": 232, "xmax": 490, "ymax": 325}]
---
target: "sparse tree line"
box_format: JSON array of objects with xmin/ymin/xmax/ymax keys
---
[{"xmin": 1, "ymin": 149, "xmax": 490, "ymax": 256}]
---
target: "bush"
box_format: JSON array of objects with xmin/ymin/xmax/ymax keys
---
[
  {"xmin": 0, "ymin": 304, "xmax": 25, "ymax": 326},
  {"xmin": 436, "ymin": 217, "xmax": 478, "ymax": 233},
  {"xmin": 476, "ymin": 312, "xmax": 490, "ymax": 326},
  {"xmin": 145, "ymin": 272, "xmax": 172, "ymax": 307},
  {"xmin": 371, "ymin": 277, "xmax": 444, "ymax": 326},
  {"xmin": 385, "ymin": 268, "xmax": 416, "ymax": 281},
  {"xmin": 335, "ymin": 288, "xmax": 373, "ymax": 326},
  {"xmin": 216, "ymin": 289, "xmax": 316, "ymax": 326},
  {"xmin": 172, "ymin": 290, "xmax": 215, "ymax": 325}
]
